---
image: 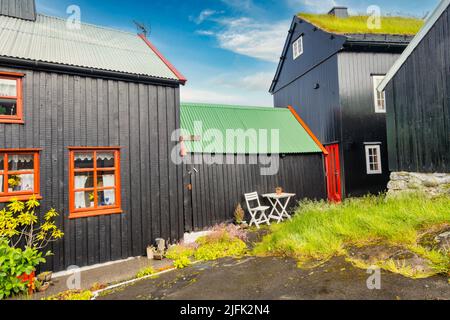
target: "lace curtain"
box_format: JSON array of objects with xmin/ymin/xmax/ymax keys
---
[
  {"xmin": 17, "ymin": 174, "xmax": 34, "ymax": 191},
  {"xmin": 102, "ymin": 175, "xmax": 115, "ymax": 205},
  {"xmin": 0, "ymin": 79, "xmax": 16, "ymax": 97},
  {"xmin": 75, "ymin": 175, "xmax": 88, "ymax": 208},
  {"xmin": 0, "ymin": 175, "xmax": 3, "ymax": 193},
  {"xmin": 75, "ymin": 153, "xmax": 114, "ymax": 161}
]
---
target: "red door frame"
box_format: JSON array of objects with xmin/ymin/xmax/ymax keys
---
[{"xmin": 325, "ymin": 144, "xmax": 342, "ymax": 203}]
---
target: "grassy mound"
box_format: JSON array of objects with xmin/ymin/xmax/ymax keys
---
[
  {"xmin": 299, "ymin": 14, "xmax": 423, "ymax": 35},
  {"xmin": 253, "ymin": 193, "xmax": 449, "ymax": 278}
]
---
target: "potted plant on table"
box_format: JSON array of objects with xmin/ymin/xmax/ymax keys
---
[{"xmin": 7, "ymin": 175, "xmax": 21, "ymax": 192}]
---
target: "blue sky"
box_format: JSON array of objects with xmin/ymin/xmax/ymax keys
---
[{"xmin": 36, "ymin": 0, "xmax": 439, "ymax": 106}]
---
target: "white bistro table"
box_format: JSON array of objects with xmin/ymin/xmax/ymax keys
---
[{"xmin": 262, "ymin": 193, "xmax": 296, "ymax": 223}]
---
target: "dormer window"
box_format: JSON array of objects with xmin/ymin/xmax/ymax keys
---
[
  {"xmin": 0, "ymin": 72, "xmax": 24, "ymax": 124},
  {"xmin": 293, "ymin": 36, "xmax": 303, "ymax": 60}
]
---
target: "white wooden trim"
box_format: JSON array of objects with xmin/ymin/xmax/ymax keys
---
[
  {"xmin": 373, "ymin": 75, "xmax": 386, "ymax": 113},
  {"xmin": 293, "ymin": 36, "xmax": 303, "ymax": 60},
  {"xmin": 365, "ymin": 145, "xmax": 382, "ymax": 175}
]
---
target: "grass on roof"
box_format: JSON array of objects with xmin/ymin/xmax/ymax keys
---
[{"xmin": 298, "ymin": 13, "xmax": 424, "ymax": 35}]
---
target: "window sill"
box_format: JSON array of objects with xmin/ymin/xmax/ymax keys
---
[
  {"xmin": 0, "ymin": 119, "xmax": 25, "ymax": 124},
  {"xmin": 69, "ymin": 208, "xmax": 123, "ymax": 219},
  {"xmin": 0, "ymin": 194, "xmax": 42, "ymax": 203}
]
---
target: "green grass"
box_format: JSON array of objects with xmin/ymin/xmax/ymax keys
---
[
  {"xmin": 299, "ymin": 13, "xmax": 424, "ymax": 35},
  {"xmin": 253, "ymin": 193, "xmax": 450, "ymax": 277}
]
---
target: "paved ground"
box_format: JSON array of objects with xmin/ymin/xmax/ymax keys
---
[
  {"xmin": 29, "ymin": 257, "xmax": 173, "ymax": 300},
  {"xmin": 97, "ymin": 256, "xmax": 450, "ymax": 300}
]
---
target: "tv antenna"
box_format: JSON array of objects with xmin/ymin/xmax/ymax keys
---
[{"xmin": 133, "ymin": 20, "xmax": 150, "ymax": 37}]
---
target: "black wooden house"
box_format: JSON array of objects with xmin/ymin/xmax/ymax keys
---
[
  {"xmin": 270, "ymin": 7, "xmax": 422, "ymax": 198},
  {"xmin": 0, "ymin": 0, "xmax": 187, "ymax": 271},
  {"xmin": 379, "ymin": 0, "xmax": 450, "ymax": 174}
]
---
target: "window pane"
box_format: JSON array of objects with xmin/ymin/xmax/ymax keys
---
[
  {"xmin": 74, "ymin": 172, "xmax": 94, "ymax": 189},
  {"xmin": 97, "ymin": 152, "xmax": 115, "ymax": 168},
  {"xmin": 7, "ymin": 174, "xmax": 34, "ymax": 192},
  {"xmin": 0, "ymin": 175, "xmax": 4, "ymax": 193},
  {"xmin": 0, "ymin": 98, "xmax": 17, "ymax": 116},
  {"xmin": 0, "ymin": 155, "xmax": 4, "ymax": 171},
  {"xmin": 8, "ymin": 154, "xmax": 34, "ymax": 171},
  {"xmin": 98, "ymin": 189, "xmax": 116, "ymax": 207},
  {"xmin": 0, "ymin": 79, "xmax": 17, "ymax": 97},
  {"xmin": 74, "ymin": 191, "xmax": 94, "ymax": 209},
  {"xmin": 97, "ymin": 171, "xmax": 115, "ymax": 188},
  {"xmin": 74, "ymin": 152, "xmax": 94, "ymax": 168}
]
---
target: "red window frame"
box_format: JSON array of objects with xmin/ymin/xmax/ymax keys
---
[
  {"xmin": 0, "ymin": 72, "xmax": 24, "ymax": 124},
  {"xmin": 0, "ymin": 149, "xmax": 42, "ymax": 203},
  {"xmin": 69, "ymin": 147, "xmax": 122, "ymax": 219}
]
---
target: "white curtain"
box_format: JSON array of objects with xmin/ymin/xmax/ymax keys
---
[
  {"xmin": 75, "ymin": 175, "xmax": 88, "ymax": 208},
  {"xmin": 74, "ymin": 153, "xmax": 114, "ymax": 161},
  {"xmin": 0, "ymin": 79, "xmax": 16, "ymax": 97},
  {"xmin": 18, "ymin": 174, "xmax": 34, "ymax": 191},
  {"xmin": 102, "ymin": 175, "xmax": 115, "ymax": 205},
  {"xmin": 0, "ymin": 175, "xmax": 3, "ymax": 193}
]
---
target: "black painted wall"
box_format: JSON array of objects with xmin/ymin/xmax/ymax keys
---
[
  {"xmin": 338, "ymin": 52, "xmax": 400, "ymax": 196},
  {"xmin": 183, "ymin": 154, "xmax": 327, "ymax": 231},
  {"xmin": 385, "ymin": 7, "xmax": 450, "ymax": 173},
  {"xmin": 0, "ymin": 66, "xmax": 183, "ymax": 272},
  {"xmin": 0, "ymin": 0, "xmax": 36, "ymax": 21}
]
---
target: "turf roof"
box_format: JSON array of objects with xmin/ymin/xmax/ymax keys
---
[{"xmin": 298, "ymin": 13, "xmax": 424, "ymax": 35}]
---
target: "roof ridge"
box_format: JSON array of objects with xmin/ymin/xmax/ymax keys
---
[
  {"xmin": 181, "ymin": 103, "xmax": 278, "ymax": 111},
  {"xmin": 35, "ymin": 13, "xmax": 137, "ymax": 36}
]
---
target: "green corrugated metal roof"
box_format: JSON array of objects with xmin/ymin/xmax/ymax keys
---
[
  {"xmin": 0, "ymin": 14, "xmax": 179, "ymax": 81},
  {"xmin": 180, "ymin": 103, "xmax": 322, "ymax": 154}
]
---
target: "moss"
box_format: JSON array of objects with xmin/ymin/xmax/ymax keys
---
[
  {"xmin": 135, "ymin": 267, "xmax": 155, "ymax": 279},
  {"xmin": 44, "ymin": 290, "xmax": 93, "ymax": 300},
  {"xmin": 299, "ymin": 13, "xmax": 423, "ymax": 35}
]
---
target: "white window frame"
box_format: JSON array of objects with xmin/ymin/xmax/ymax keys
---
[
  {"xmin": 372, "ymin": 75, "xmax": 386, "ymax": 113},
  {"xmin": 293, "ymin": 36, "xmax": 303, "ymax": 60},
  {"xmin": 365, "ymin": 144, "xmax": 382, "ymax": 175}
]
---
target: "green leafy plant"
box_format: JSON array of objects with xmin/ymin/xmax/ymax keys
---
[
  {"xmin": 0, "ymin": 196, "xmax": 64, "ymax": 250},
  {"xmin": 166, "ymin": 245, "xmax": 194, "ymax": 269},
  {"xmin": 136, "ymin": 266, "xmax": 156, "ymax": 278},
  {"xmin": 44, "ymin": 290, "xmax": 93, "ymax": 300},
  {"xmin": 194, "ymin": 233, "xmax": 247, "ymax": 261},
  {"xmin": 173, "ymin": 255, "xmax": 192, "ymax": 269},
  {"xmin": 0, "ymin": 239, "xmax": 46, "ymax": 299},
  {"xmin": 7, "ymin": 175, "xmax": 21, "ymax": 188}
]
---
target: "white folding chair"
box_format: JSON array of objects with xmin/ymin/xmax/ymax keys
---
[{"xmin": 244, "ymin": 192, "xmax": 271, "ymax": 229}]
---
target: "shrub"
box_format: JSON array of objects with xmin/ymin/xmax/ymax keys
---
[
  {"xmin": 45, "ymin": 290, "xmax": 93, "ymax": 300},
  {"xmin": 173, "ymin": 256, "xmax": 192, "ymax": 269},
  {"xmin": 234, "ymin": 204, "xmax": 245, "ymax": 224},
  {"xmin": 166, "ymin": 245, "xmax": 194, "ymax": 269},
  {"xmin": 136, "ymin": 267, "xmax": 155, "ymax": 278},
  {"xmin": 0, "ymin": 239, "xmax": 45, "ymax": 299},
  {"xmin": 194, "ymin": 232, "xmax": 247, "ymax": 261}
]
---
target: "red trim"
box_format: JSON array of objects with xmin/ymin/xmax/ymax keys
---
[
  {"xmin": 0, "ymin": 74, "xmax": 24, "ymax": 124},
  {"xmin": 0, "ymin": 150, "xmax": 41, "ymax": 203},
  {"xmin": 288, "ymin": 105, "xmax": 329, "ymax": 155},
  {"xmin": 68, "ymin": 147, "xmax": 122, "ymax": 219},
  {"xmin": 138, "ymin": 34, "xmax": 187, "ymax": 85},
  {"xmin": 325, "ymin": 144, "xmax": 342, "ymax": 203}
]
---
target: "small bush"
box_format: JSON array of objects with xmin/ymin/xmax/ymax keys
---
[
  {"xmin": 234, "ymin": 204, "xmax": 245, "ymax": 224},
  {"xmin": 194, "ymin": 232, "xmax": 247, "ymax": 261},
  {"xmin": 45, "ymin": 290, "xmax": 93, "ymax": 300},
  {"xmin": 173, "ymin": 256, "xmax": 192, "ymax": 269},
  {"xmin": 0, "ymin": 239, "xmax": 45, "ymax": 300},
  {"xmin": 136, "ymin": 267, "xmax": 155, "ymax": 278}
]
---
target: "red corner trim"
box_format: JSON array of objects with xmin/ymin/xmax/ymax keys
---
[
  {"xmin": 138, "ymin": 34, "xmax": 187, "ymax": 85},
  {"xmin": 288, "ymin": 105, "xmax": 329, "ymax": 155}
]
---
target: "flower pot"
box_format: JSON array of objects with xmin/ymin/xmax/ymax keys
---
[
  {"xmin": 38, "ymin": 282, "xmax": 50, "ymax": 293},
  {"xmin": 146, "ymin": 247, "xmax": 154, "ymax": 260},
  {"xmin": 37, "ymin": 271, "xmax": 53, "ymax": 282}
]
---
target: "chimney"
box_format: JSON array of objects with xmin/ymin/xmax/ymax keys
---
[
  {"xmin": 0, "ymin": 0, "xmax": 37, "ymax": 21},
  {"xmin": 328, "ymin": 6, "xmax": 349, "ymax": 18}
]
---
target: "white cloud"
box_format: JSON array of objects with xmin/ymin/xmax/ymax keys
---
[
  {"xmin": 180, "ymin": 86, "xmax": 272, "ymax": 106},
  {"xmin": 191, "ymin": 9, "xmax": 222, "ymax": 24},
  {"xmin": 196, "ymin": 30, "xmax": 215, "ymax": 36},
  {"xmin": 213, "ymin": 72, "xmax": 274, "ymax": 91},
  {"xmin": 202, "ymin": 17, "xmax": 289, "ymax": 62}
]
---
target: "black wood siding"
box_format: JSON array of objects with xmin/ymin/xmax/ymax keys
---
[
  {"xmin": 385, "ymin": 8, "xmax": 450, "ymax": 173},
  {"xmin": 0, "ymin": 0, "xmax": 36, "ymax": 21},
  {"xmin": 183, "ymin": 154, "xmax": 326, "ymax": 231},
  {"xmin": 337, "ymin": 52, "xmax": 401, "ymax": 196},
  {"xmin": 273, "ymin": 55, "xmax": 341, "ymax": 145},
  {"xmin": 272, "ymin": 17, "xmax": 346, "ymax": 93},
  {"xmin": 0, "ymin": 67, "xmax": 183, "ymax": 272}
]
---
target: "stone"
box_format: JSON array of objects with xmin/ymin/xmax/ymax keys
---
[{"xmin": 388, "ymin": 172, "xmax": 450, "ymax": 197}]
